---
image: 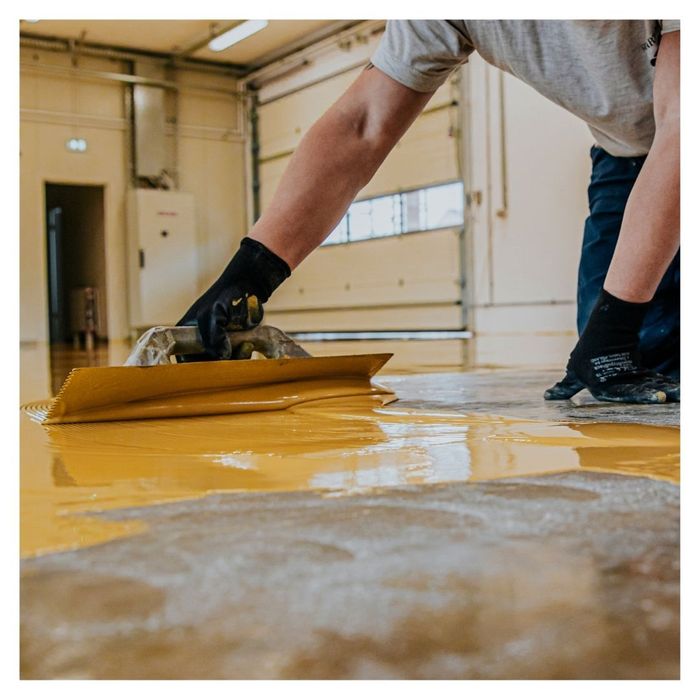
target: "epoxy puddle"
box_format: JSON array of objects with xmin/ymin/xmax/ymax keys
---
[{"xmin": 20, "ymin": 393, "xmax": 679, "ymax": 558}]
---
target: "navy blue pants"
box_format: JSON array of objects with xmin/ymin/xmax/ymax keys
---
[{"xmin": 577, "ymin": 146, "xmax": 680, "ymax": 380}]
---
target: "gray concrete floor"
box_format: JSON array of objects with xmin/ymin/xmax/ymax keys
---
[
  {"xmin": 20, "ymin": 369, "xmax": 680, "ymax": 679},
  {"xmin": 389, "ymin": 369, "xmax": 680, "ymax": 426}
]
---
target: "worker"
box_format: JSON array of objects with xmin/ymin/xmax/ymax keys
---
[{"xmin": 179, "ymin": 20, "xmax": 680, "ymax": 404}]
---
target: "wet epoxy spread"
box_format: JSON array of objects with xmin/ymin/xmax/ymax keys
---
[{"xmin": 21, "ymin": 384, "xmax": 679, "ymax": 558}]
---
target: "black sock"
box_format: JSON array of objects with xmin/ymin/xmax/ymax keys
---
[{"xmin": 568, "ymin": 289, "xmax": 651, "ymax": 387}]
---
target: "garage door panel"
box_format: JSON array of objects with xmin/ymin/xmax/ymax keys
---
[
  {"xmin": 259, "ymin": 156, "xmax": 289, "ymax": 211},
  {"xmin": 258, "ymin": 69, "xmax": 361, "ymax": 159},
  {"xmin": 267, "ymin": 228, "xmax": 462, "ymax": 311},
  {"xmin": 258, "ymin": 72, "xmax": 457, "ymax": 162},
  {"xmin": 292, "ymin": 338, "xmax": 466, "ymax": 370},
  {"xmin": 359, "ymin": 107, "xmax": 458, "ymax": 199},
  {"xmin": 265, "ymin": 304, "xmax": 463, "ymax": 332},
  {"xmin": 260, "ymin": 106, "xmax": 459, "ymax": 213},
  {"xmin": 256, "ymin": 44, "xmax": 464, "ymax": 333}
]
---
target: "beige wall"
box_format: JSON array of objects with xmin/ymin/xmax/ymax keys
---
[
  {"xmin": 20, "ymin": 48, "xmax": 247, "ymax": 342},
  {"xmin": 175, "ymin": 69, "xmax": 248, "ymax": 296},
  {"xmin": 464, "ymin": 58, "xmax": 593, "ymax": 367},
  {"xmin": 20, "ymin": 47, "xmax": 128, "ymax": 343}
]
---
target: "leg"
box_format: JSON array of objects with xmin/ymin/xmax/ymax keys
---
[
  {"xmin": 637, "ymin": 252, "xmax": 680, "ymax": 379},
  {"xmin": 577, "ymin": 147, "xmax": 679, "ymax": 378},
  {"xmin": 546, "ymin": 146, "xmax": 680, "ymax": 401}
]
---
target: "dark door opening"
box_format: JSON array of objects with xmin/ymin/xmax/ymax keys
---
[{"xmin": 45, "ymin": 184, "xmax": 108, "ymax": 346}]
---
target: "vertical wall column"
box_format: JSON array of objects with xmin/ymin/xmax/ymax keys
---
[{"xmin": 460, "ymin": 56, "xmax": 593, "ymax": 368}]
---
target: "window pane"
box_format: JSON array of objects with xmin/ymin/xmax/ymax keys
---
[
  {"xmin": 348, "ymin": 200, "xmax": 373, "ymax": 241},
  {"xmin": 325, "ymin": 182, "xmax": 464, "ymax": 246},
  {"xmin": 323, "ymin": 215, "xmax": 348, "ymax": 245},
  {"xmin": 424, "ymin": 182, "xmax": 463, "ymax": 229},
  {"xmin": 370, "ymin": 195, "xmax": 399, "ymax": 237},
  {"xmin": 401, "ymin": 189, "xmax": 426, "ymax": 233}
]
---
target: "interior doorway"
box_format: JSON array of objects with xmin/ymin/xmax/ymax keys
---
[{"xmin": 45, "ymin": 183, "xmax": 108, "ymax": 346}]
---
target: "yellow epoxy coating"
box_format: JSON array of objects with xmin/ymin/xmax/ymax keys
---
[{"xmin": 21, "ymin": 389, "xmax": 679, "ymax": 558}]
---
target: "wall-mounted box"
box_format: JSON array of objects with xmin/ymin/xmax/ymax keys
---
[{"xmin": 127, "ymin": 189, "xmax": 198, "ymax": 330}]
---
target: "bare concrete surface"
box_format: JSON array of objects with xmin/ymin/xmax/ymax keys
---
[
  {"xmin": 20, "ymin": 370, "xmax": 680, "ymax": 679},
  {"xmin": 388, "ymin": 369, "xmax": 680, "ymax": 427}
]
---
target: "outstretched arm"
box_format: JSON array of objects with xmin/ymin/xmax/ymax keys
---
[
  {"xmin": 604, "ymin": 30, "xmax": 680, "ymax": 301},
  {"xmin": 178, "ymin": 66, "xmax": 433, "ymax": 358},
  {"xmin": 248, "ymin": 66, "xmax": 435, "ymax": 269}
]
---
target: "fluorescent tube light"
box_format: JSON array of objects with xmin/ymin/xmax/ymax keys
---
[{"xmin": 208, "ymin": 20, "xmax": 268, "ymax": 52}]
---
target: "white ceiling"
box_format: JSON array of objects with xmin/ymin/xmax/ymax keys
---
[{"xmin": 19, "ymin": 19, "xmax": 347, "ymax": 65}]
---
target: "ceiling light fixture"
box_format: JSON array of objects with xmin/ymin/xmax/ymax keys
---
[{"xmin": 208, "ymin": 19, "xmax": 268, "ymax": 52}]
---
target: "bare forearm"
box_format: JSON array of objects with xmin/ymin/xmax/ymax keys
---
[
  {"xmin": 248, "ymin": 111, "xmax": 387, "ymax": 268},
  {"xmin": 604, "ymin": 30, "xmax": 679, "ymax": 303},
  {"xmin": 248, "ymin": 69, "xmax": 433, "ymax": 269},
  {"xmin": 604, "ymin": 131, "xmax": 680, "ymax": 302}
]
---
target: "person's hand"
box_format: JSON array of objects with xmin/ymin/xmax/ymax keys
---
[
  {"xmin": 177, "ymin": 237, "xmax": 290, "ymax": 360},
  {"xmin": 545, "ymin": 289, "xmax": 679, "ymax": 403}
]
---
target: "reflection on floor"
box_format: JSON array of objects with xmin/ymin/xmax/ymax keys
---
[
  {"xmin": 20, "ymin": 341, "xmax": 680, "ymax": 679},
  {"xmin": 20, "ymin": 341, "xmax": 132, "ymax": 403},
  {"xmin": 48, "ymin": 342, "xmax": 128, "ymax": 396}
]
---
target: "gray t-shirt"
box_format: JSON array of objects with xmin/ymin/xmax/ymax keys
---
[{"xmin": 372, "ymin": 20, "xmax": 680, "ymax": 157}]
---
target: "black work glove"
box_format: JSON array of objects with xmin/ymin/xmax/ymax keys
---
[
  {"xmin": 545, "ymin": 289, "xmax": 680, "ymax": 404},
  {"xmin": 177, "ymin": 237, "xmax": 291, "ymax": 360}
]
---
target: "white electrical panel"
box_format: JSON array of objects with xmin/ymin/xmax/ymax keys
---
[{"xmin": 127, "ymin": 189, "xmax": 198, "ymax": 330}]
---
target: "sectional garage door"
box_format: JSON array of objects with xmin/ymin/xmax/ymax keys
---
[{"xmin": 256, "ymin": 50, "xmax": 466, "ymax": 335}]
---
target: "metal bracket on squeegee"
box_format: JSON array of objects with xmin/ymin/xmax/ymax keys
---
[{"xmin": 125, "ymin": 325, "xmax": 310, "ymax": 367}]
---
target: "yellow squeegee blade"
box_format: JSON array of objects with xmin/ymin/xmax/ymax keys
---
[{"xmin": 40, "ymin": 354, "xmax": 394, "ymax": 424}]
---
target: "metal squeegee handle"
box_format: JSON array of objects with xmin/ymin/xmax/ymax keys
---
[{"xmin": 124, "ymin": 325, "xmax": 310, "ymax": 366}]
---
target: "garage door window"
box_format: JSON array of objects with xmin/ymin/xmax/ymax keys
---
[{"xmin": 322, "ymin": 181, "xmax": 464, "ymax": 246}]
